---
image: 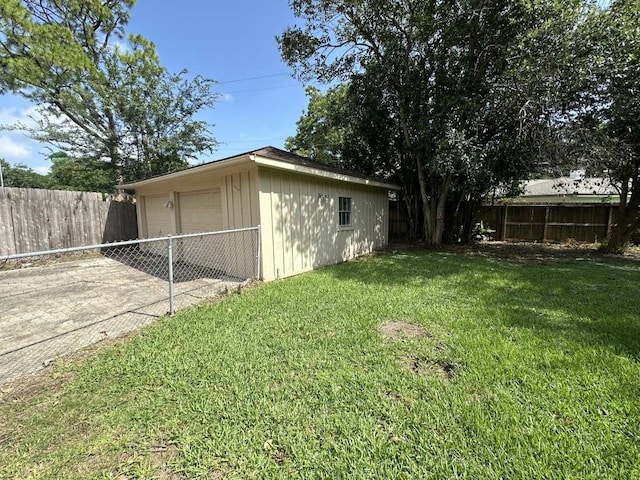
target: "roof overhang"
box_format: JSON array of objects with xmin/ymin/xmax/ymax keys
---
[
  {"xmin": 118, "ymin": 153, "xmax": 401, "ymax": 191},
  {"xmin": 118, "ymin": 154, "xmax": 253, "ymax": 189},
  {"xmin": 250, "ymin": 154, "xmax": 400, "ymax": 190}
]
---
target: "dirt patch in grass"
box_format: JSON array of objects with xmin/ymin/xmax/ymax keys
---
[
  {"xmin": 0, "ymin": 365, "xmax": 72, "ymax": 401},
  {"xmin": 148, "ymin": 444, "xmax": 183, "ymax": 480},
  {"xmin": 379, "ymin": 321, "xmax": 428, "ymax": 340},
  {"xmin": 384, "ymin": 240, "xmax": 640, "ymax": 263},
  {"xmin": 448, "ymin": 241, "xmax": 640, "ymax": 263},
  {"xmin": 405, "ymin": 356, "xmax": 457, "ymax": 381}
]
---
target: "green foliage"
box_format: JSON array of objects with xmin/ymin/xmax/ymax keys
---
[
  {"xmin": 1, "ymin": 250, "xmax": 639, "ymax": 477},
  {"xmin": 0, "ymin": 158, "xmax": 48, "ymax": 188},
  {"xmin": 285, "ymin": 85, "xmax": 349, "ymax": 166},
  {"xmin": 48, "ymin": 152, "xmax": 113, "ymax": 193},
  {"xmin": 560, "ymin": 0, "xmax": 640, "ymax": 252},
  {"xmin": 0, "ymin": 1, "xmax": 217, "ymax": 184},
  {"xmin": 279, "ymin": 0, "xmax": 589, "ymax": 245}
]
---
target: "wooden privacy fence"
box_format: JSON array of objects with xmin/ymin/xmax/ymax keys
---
[
  {"xmin": 389, "ymin": 200, "xmax": 410, "ymax": 238},
  {"xmin": 0, "ymin": 187, "xmax": 138, "ymax": 256},
  {"xmin": 477, "ymin": 203, "xmax": 623, "ymax": 243}
]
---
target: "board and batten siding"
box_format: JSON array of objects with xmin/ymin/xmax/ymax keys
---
[
  {"xmin": 135, "ymin": 164, "xmax": 259, "ymax": 238},
  {"xmin": 258, "ymin": 167, "xmax": 389, "ymax": 281},
  {"xmin": 134, "ymin": 164, "xmax": 259, "ymax": 279}
]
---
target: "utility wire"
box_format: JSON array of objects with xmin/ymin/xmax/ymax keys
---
[
  {"xmin": 219, "ymin": 84, "xmax": 301, "ymax": 95},
  {"xmin": 216, "ymin": 73, "xmax": 291, "ymax": 84}
]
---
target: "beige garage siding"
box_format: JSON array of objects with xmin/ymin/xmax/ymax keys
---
[
  {"xmin": 258, "ymin": 167, "xmax": 389, "ymax": 281},
  {"xmin": 134, "ymin": 164, "xmax": 259, "ymax": 237}
]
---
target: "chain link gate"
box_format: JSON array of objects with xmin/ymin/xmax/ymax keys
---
[{"xmin": 0, "ymin": 226, "xmax": 260, "ymax": 383}]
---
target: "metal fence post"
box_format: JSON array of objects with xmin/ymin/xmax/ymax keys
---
[{"xmin": 167, "ymin": 234, "xmax": 175, "ymax": 315}]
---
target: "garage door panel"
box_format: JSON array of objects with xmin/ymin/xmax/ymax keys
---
[
  {"xmin": 179, "ymin": 190, "xmax": 222, "ymax": 233},
  {"xmin": 178, "ymin": 189, "xmax": 226, "ymax": 272},
  {"xmin": 142, "ymin": 194, "xmax": 171, "ymax": 256}
]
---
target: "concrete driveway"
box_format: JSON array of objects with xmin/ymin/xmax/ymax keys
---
[{"xmin": 0, "ymin": 254, "xmax": 237, "ymax": 382}]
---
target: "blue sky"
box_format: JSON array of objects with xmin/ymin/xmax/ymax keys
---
[{"xmin": 0, "ymin": 0, "xmax": 312, "ymax": 174}]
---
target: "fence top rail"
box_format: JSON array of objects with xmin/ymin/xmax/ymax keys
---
[
  {"xmin": 484, "ymin": 202, "xmax": 619, "ymax": 208},
  {"xmin": 0, "ymin": 226, "xmax": 260, "ymax": 262}
]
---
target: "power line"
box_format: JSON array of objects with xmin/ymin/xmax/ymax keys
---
[
  {"xmin": 216, "ymin": 73, "xmax": 291, "ymax": 85},
  {"xmin": 219, "ymin": 84, "xmax": 301, "ymax": 95},
  {"xmin": 218, "ymin": 137, "xmax": 288, "ymax": 145}
]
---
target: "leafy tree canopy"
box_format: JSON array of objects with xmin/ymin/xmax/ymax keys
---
[
  {"xmin": 0, "ymin": 158, "xmax": 48, "ymax": 188},
  {"xmin": 0, "ymin": 0, "xmax": 218, "ymax": 185},
  {"xmin": 48, "ymin": 152, "xmax": 113, "ymax": 193},
  {"xmin": 280, "ymin": 0, "xmax": 590, "ymax": 244}
]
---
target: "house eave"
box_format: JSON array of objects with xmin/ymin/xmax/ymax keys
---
[
  {"xmin": 117, "ymin": 155, "xmax": 253, "ymax": 190},
  {"xmin": 250, "ymin": 154, "xmax": 401, "ymax": 190}
]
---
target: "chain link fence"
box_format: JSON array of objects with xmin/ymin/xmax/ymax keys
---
[{"xmin": 0, "ymin": 227, "xmax": 260, "ymax": 384}]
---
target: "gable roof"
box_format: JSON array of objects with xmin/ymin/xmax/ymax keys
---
[{"xmin": 118, "ymin": 146, "xmax": 399, "ymax": 190}]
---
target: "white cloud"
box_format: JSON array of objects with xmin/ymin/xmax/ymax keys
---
[
  {"xmin": 33, "ymin": 166, "xmax": 51, "ymax": 175},
  {"xmin": 0, "ymin": 105, "xmax": 42, "ymax": 130},
  {"xmin": 221, "ymin": 93, "xmax": 234, "ymax": 103},
  {"xmin": 0, "ymin": 135, "xmax": 32, "ymax": 159}
]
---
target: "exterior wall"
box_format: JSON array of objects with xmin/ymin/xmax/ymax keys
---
[
  {"xmin": 258, "ymin": 167, "xmax": 389, "ymax": 281},
  {"xmin": 134, "ymin": 163, "xmax": 259, "ymax": 279},
  {"xmin": 134, "ymin": 163, "xmax": 259, "ymax": 238}
]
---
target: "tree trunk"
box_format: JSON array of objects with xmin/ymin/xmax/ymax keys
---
[
  {"xmin": 600, "ymin": 175, "xmax": 640, "ymax": 253},
  {"xmin": 600, "ymin": 206, "xmax": 640, "ymax": 253},
  {"xmin": 422, "ymin": 173, "xmax": 452, "ymax": 247}
]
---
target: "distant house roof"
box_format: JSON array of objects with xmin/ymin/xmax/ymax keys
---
[
  {"xmin": 119, "ymin": 146, "xmax": 399, "ymax": 190},
  {"xmin": 521, "ymin": 177, "xmax": 618, "ymax": 197}
]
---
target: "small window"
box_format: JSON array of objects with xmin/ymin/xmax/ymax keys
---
[{"xmin": 338, "ymin": 196, "xmax": 352, "ymax": 227}]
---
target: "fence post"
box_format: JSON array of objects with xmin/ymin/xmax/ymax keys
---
[
  {"xmin": 255, "ymin": 225, "xmax": 262, "ymax": 280},
  {"xmin": 167, "ymin": 234, "xmax": 175, "ymax": 316},
  {"xmin": 543, "ymin": 206, "xmax": 551, "ymax": 242},
  {"xmin": 500, "ymin": 205, "xmax": 508, "ymax": 241}
]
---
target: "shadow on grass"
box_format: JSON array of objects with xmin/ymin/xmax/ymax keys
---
[{"xmin": 328, "ymin": 244, "xmax": 640, "ymax": 359}]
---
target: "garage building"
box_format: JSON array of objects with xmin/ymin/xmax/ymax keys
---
[{"xmin": 120, "ymin": 147, "xmax": 398, "ymax": 281}]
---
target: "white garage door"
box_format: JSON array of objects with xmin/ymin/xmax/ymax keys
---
[{"xmin": 178, "ymin": 189, "xmax": 223, "ymax": 234}]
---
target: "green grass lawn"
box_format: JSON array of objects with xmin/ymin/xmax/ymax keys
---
[{"xmin": 1, "ymin": 247, "xmax": 640, "ymax": 479}]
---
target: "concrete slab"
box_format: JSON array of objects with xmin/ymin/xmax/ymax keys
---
[{"xmin": 0, "ymin": 255, "xmax": 238, "ymax": 382}]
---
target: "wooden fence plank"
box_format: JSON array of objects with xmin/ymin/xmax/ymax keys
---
[
  {"xmin": 478, "ymin": 203, "xmax": 620, "ymax": 243},
  {"xmin": 0, "ymin": 187, "xmax": 138, "ymax": 255}
]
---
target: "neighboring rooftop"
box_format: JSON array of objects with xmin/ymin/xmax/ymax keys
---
[{"xmin": 521, "ymin": 177, "xmax": 618, "ymax": 197}]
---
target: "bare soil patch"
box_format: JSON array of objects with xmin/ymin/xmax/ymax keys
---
[
  {"xmin": 455, "ymin": 241, "xmax": 640, "ymax": 263},
  {"xmin": 379, "ymin": 321, "xmax": 428, "ymax": 340},
  {"xmin": 405, "ymin": 356, "xmax": 457, "ymax": 381},
  {"xmin": 0, "ymin": 250, "xmax": 102, "ymax": 271},
  {"xmin": 385, "ymin": 240, "xmax": 640, "ymax": 263}
]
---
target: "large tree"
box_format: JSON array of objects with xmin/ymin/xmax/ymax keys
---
[
  {"xmin": 0, "ymin": 0, "xmax": 217, "ymax": 185},
  {"xmin": 279, "ymin": 0, "xmax": 590, "ymax": 245},
  {"xmin": 564, "ymin": 0, "xmax": 640, "ymax": 252}
]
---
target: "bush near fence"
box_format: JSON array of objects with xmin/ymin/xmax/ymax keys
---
[{"xmin": 0, "ymin": 187, "xmax": 137, "ymax": 256}]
